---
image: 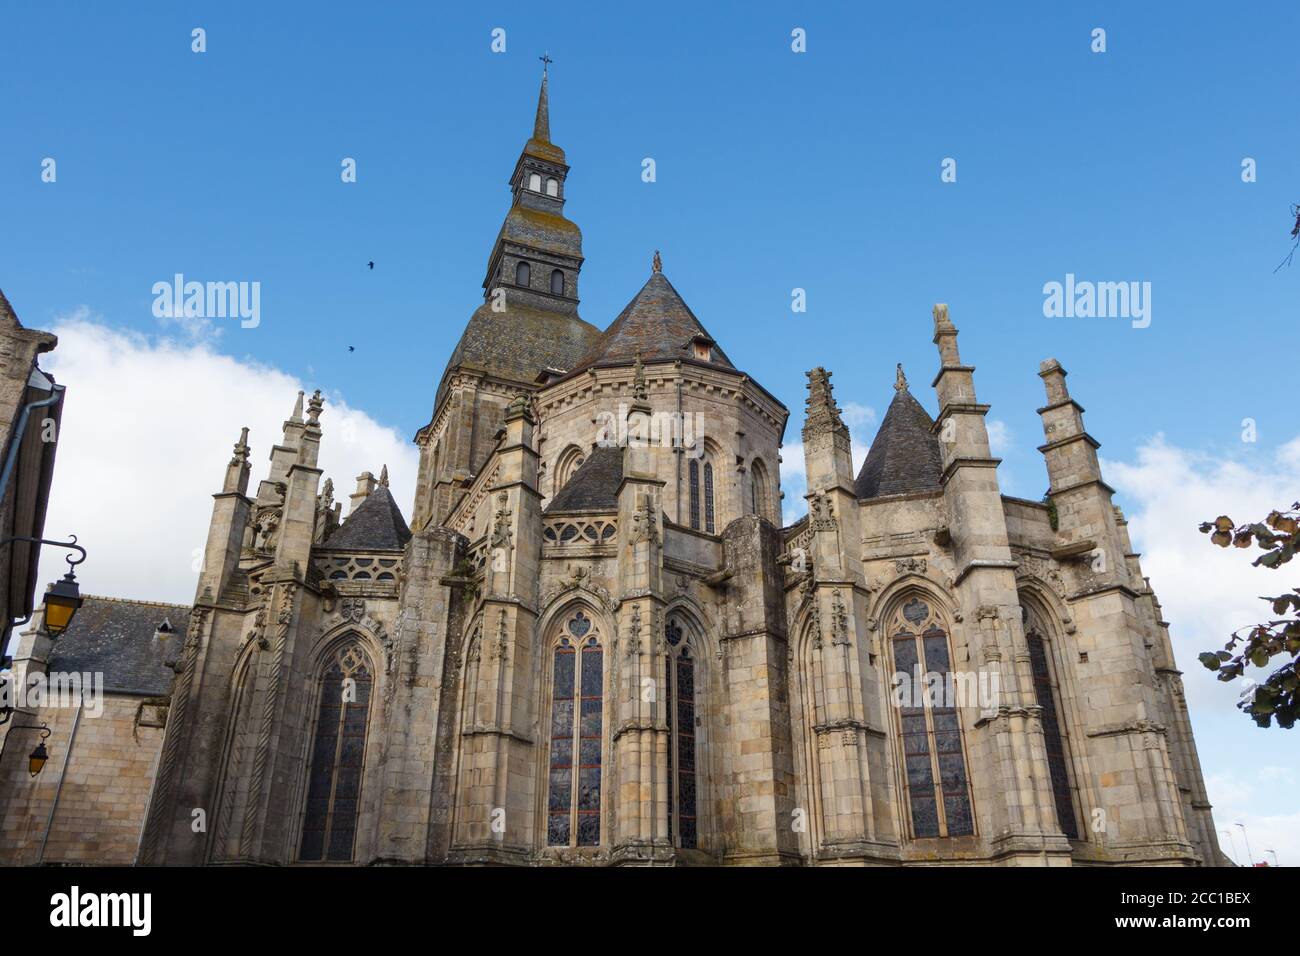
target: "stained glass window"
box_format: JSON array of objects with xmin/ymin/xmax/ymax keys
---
[
  {"xmin": 547, "ymin": 613, "xmax": 603, "ymax": 847},
  {"xmin": 1027, "ymin": 631, "xmax": 1079, "ymax": 839},
  {"xmin": 299, "ymin": 643, "xmax": 372, "ymax": 862},
  {"xmin": 890, "ymin": 600, "xmax": 974, "ymax": 839},
  {"xmin": 664, "ymin": 621, "xmax": 699, "ymax": 849},
  {"xmin": 688, "ymin": 460, "xmax": 701, "ymax": 530},
  {"xmin": 703, "ymin": 463, "xmax": 715, "ymax": 533}
]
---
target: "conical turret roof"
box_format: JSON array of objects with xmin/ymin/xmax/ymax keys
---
[
  {"xmin": 325, "ymin": 484, "xmax": 411, "ymax": 550},
  {"xmin": 571, "ymin": 270, "xmax": 734, "ymax": 372},
  {"xmin": 854, "ymin": 382, "xmax": 944, "ymax": 499}
]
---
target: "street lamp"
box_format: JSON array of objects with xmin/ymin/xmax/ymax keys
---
[
  {"xmin": 1235, "ymin": 822, "xmax": 1255, "ymax": 868},
  {"xmin": 0, "ymin": 535, "xmax": 86, "ymax": 638},
  {"xmin": 40, "ymin": 569, "xmax": 83, "ymax": 638},
  {"xmin": 1, "ymin": 722, "xmax": 51, "ymax": 777}
]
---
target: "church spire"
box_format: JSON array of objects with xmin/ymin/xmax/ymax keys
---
[{"xmin": 533, "ymin": 57, "xmax": 551, "ymax": 142}]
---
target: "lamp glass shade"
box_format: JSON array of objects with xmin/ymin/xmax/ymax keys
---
[
  {"xmin": 28, "ymin": 742, "xmax": 48, "ymax": 777},
  {"xmin": 42, "ymin": 575, "xmax": 82, "ymax": 637}
]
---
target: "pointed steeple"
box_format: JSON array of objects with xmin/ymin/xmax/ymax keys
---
[
  {"xmin": 289, "ymin": 390, "xmax": 304, "ymax": 424},
  {"xmin": 533, "ymin": 63, "xmax": 551, "ymax": 142},
  {"xmin": 379, "ymin": 463, "xmax": 390, "ymax": 487},
  {"xmin": 433, "ymin": 68, "xmax": 600, "ymax": 410}
]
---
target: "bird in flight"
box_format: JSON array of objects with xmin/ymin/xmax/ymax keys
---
[
  {"xmin": 348, "ymin": 346, "xmax": 355, "ymax": 353},
  {"xmin": 368, "ymin": 261, "xmax": 374, "ymax": 270}
]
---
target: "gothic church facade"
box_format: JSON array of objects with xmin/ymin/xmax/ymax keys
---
[{"xmin": 18, "ymin": 73, "xmax": 1225, "ymax": 867}]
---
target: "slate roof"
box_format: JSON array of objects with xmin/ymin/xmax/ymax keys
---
[
  {"xmin": 854, "ymin": 387, "xmax": 945, "ymax": 499},
  {"xmin": 45, "ymin": 595, "xmax": 187, "ymax": 696},
  {"xmin": 325, "ymin": 485, "xmax": 412, "ymax": 550},
  {"xmin": 437, "ymin": 302, "xmax": 603, "ymax": 407},
  {"xmin": 571, "ymin": 272, "xmax": 735, "ymax": 373},
  {"xmin": 545, "ymin": 446, "xmax": 624, "ymax": 513}
]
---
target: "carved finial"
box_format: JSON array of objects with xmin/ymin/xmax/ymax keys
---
[
  {"xmin": 230, "ymin": 426, "xmax": 250, "ymax": 465},
  {"xmin": 895, "ymin": 363, "xmax": 908, "ymax": 391},
  {"xmin": 932, "ymin": 303, "xmax": 953, "ymax": 330},
  {"xmin": 803, "ymin": 367, "xmax": 845, "ymax": 432},
  {"xmin": 307, "ymin": 389, "xmax": 323, "ymax": 425},
  {"xmin": 322, "ymin": 477, "xmax": 334, "ymax": 507},
  {"xmin": 506, "ymin": 392, "xmax": 531, "ymax": 420},
  {"xmin": 632, "ymin": 352, "xmax": 648, "ymax": 402},
  {"xmin": 379, "ymin": 464, "xmax": 389, "ymax": 487},
  {"xmin": 652, "ymin": 250, "xmax": 662, "ymax": 274},
  {"xmin": 290, "ymin": 390, "xmax": 304, "ymax": 424}
]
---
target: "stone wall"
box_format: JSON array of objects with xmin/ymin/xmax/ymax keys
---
[{"xmin": 0, "ymin": 694, "xmax": 163, "ymax": 865}]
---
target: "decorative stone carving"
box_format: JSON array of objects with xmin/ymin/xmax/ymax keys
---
[
  {"xmin": 831, "ymin": 589, "xmax": 850, "ymax": 646},
  {"xmin": 895, "ymin": 557, "xmax": 927, "ymax": 575},
  {"xmin": 810, "ymin": 491, "xmax": 837, "ymax": 531},
  {"xmin": 630, "ymin": 497, "xmax": 659, "ymax": 545},
  {"xmin": 541, "ymin": 564, "xmax": 614, "ymax": 611},
  {"xmin": 625, "ymin": 603, "xmax": 642, "ymax": 659},
  {"xmin": 1014, "ymin": 552, "xmax": 1068, "ymax": 599},
  {"xmin": 490, "ymin": 492, "xmax": 513, "ymax": 551},
  {"xmin": 492, "ymin": 608, "xmax": 510, "ymax": 661},
  {"xmin": 340, "ymin": 597, "xmax": 366, "ymax": 624}
]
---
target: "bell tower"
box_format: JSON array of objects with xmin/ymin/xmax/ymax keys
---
[
  {"xmin": 413, "ymin": 63, "xmax": 602, "ymax": 532},
  {"xmin": 482, "ymin": 59, "xmax": 583, "ymax": 316}
]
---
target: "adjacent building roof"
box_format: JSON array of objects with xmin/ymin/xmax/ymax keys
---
[
  {"xmin": 571, "ymin": 272, "xmax": 735, "ymax": 373},
  {"xmin": 325, "ymin": 485, "xmax": 412, "ymax": 550},
  {"xmin": 544, "ymin": 446, "xmax": 624, "ymax": 513},
  {"xmin": 854, "ymin": 386, "xmax": 944, "ymax": 499},
  {"xmin": 46, "ymin": 595, "xmax": 187, "ymax": 696}
]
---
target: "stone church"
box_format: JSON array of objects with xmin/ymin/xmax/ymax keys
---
[{"xmin": 0, "ymin": 71, "xmax": 1224, "ymax": 867}]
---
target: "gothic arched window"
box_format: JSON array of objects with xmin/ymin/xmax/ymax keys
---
[
  {"xmin": 687, "ymin": 457, "xmax": 716, "ymax": 533},
  {"xmin": 547, "ymin": 612, "xmax": 603, "ymax": 847},
  {"xmin": 888, "ymin": 598, "xmax": 973, "ymax": 839},
  {"xmin": 663, "ymin": 619, "xmax": 698, "ymax": 848},
  {"xmin": 1024, "ymin": 611, "xmax": 1079, "ymax": 839},
  {"xmin": 749, "ymin": 459, "xmax": 770, "ymax": 521},
  {"xmin": 515, "ymin": 261, "xmax": 530, "ymax": 287},
  {"xmin": 550, "ymin": 269, "xmax": 564, "ymax": 295},
  {"xmin": 299, "ymin": 642, "xmax": 373, "ymax": 862},
  {"xmin": 546, "ymin": 177, "xmax": 559, "ymax": 196},
  {"xmin": 554, "ymin": 445, "xmax": 585, "ymax": 495},
  {"xmin": 528, "ymin": 172, "xmax": 542, "ymax": 191}
]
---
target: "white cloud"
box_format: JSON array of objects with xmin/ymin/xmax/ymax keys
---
[
  {"xmin": 986, "ymin": 418, "xmax": 1012, "ymax": 455},
  {"xmin": 1104, "ymin": 433, "xmax": 1300, "ymax": 865},
  {"xmin": 779, "ymin": 403, "xmax": 876, "ymax": 526},
  {"xmin": 34, "ymin": 310, "xmax": 419, "ymax": 605},
  {"xmin": 1205, "ymin": 771, "xmax": 1300, "ymax": 867}
]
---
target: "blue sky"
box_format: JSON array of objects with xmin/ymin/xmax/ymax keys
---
[{"xmin": 2, "ymin": 2, "xmax": 1298, "ymax": 863}]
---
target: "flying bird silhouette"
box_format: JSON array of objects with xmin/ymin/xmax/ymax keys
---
[
  {"xmin": 348, "ymin": 346, "xmax": 355, "ymax": 353},
  {"xmin": 367, "ymin": 261, "xmax": 374, "ymax": 270}
]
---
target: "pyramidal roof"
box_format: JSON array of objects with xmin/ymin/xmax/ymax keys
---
[
  {"xmin": 544, "ymin": 445, "xmax": 624, "ymax": 513},
  {"xmin": 572, "ymin": 270, "xmax": 735, "ymax": 372},
  {"xmin": 326, "ymin": 485, "xmax": 412, "ymax": 550},
  {"xmin": 854, "ymin": 384, "xmax": 944, "ymax": 499}
]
